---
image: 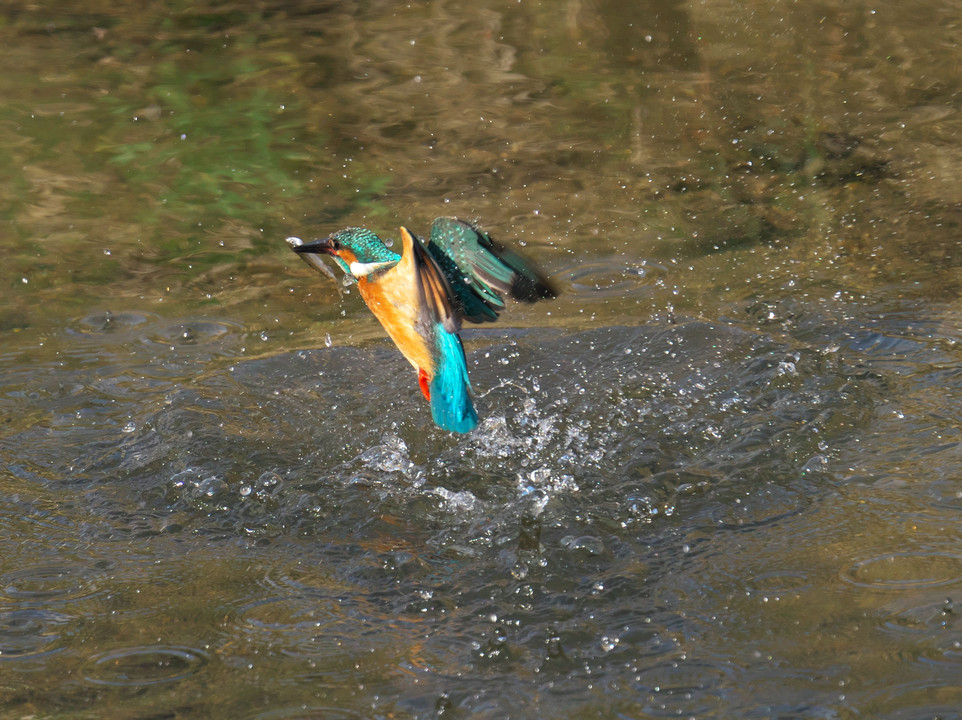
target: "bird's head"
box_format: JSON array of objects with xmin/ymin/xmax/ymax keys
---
[{"xmin": 291, "ymin": 227, "xmax": 399, "ymax": 279}]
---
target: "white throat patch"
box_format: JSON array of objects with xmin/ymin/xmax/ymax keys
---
[{"xmin": 349, "ymin": 260, "xmax": 395, "ymax": 277}]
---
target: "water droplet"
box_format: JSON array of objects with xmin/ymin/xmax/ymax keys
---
[
  {"xmin": 600, "ymin": 636, "xmax": 619, "ymax": 652},
  {"xmin": 258, "ymin": 472, "xmax": 282, "ymax": 489},
  {"xmin": 196, "ymin": 476, "xmax": 227, "ymax": 498},
  {"xmin": 122, "ymin": 421, "xmax": 136, "ymax": 433},
  {"xmin": 801, "ymin": 455, "xmax": 828, "ymax": 474},
  {"xmin": 528, "ymin": 467, "xmax": 551, "ymax": 484},
  {"xmin": 324, "ymin": 333, "xmax": 333, "ymax": 347},
  {"xmin": 560, "ymin": 535, "xmax": 605, "ymax": 555}
]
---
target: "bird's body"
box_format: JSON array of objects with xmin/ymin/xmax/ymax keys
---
[
  {"xmin": 351, "ymin": 237, "xmax": 433, "ymax": 373},
  {"xmin": 288, "ymin": 217, "xmax": 556, "ymax": 433}
]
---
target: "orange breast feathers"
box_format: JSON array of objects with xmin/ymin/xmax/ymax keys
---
[{"xmin": 356, "ymin": 269, "xmax": 437, "ymax": 378}]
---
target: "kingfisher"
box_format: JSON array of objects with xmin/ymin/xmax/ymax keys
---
[{"xmin": 287, "ymin": 217, "xmax": 556, "ymax": 433}]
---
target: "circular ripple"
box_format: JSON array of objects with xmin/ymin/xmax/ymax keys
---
[
  {"xmin": 841, "ymin": 552, "xmax": 962, "ymax": 590},
  {"xmin": 142, "ymin": 319, "xmax": 241, "ymax": 349},
  {"xmin": 634, "ymin": 660, "xmax": 735, "ymax": 718},
  {"xmin": 234, "ymin": 594, "xmax": 399, "ymax": 665},
  {"xmin": 84, "ymin": 645, "xmax": 208, "ymax": 686},
  {"xmin": 917, "ymin": 632, "xmax": 962, "ymax": 670},
  {"xmin": 236, "ymin": 595, "xmax": 343, "ymax": 646},
  {"xmin": 881, "ymin": 598, "xmax": 955, "ymax": 637},
  {"xmin": 0, "ymin": 608, "xmax": 72, "ymax": 661},
  {"xmin": 563, "ymin": 260, "xmax": 659, "ymax": 298},
  {"xmin": 1, "ymin": 563, "xmax": 98, "ymax": 602},
  {"xmin": 73, "ymin": 311, "xmax": 157, "ymax": 335},
  {"xmin": 260, "ymin": 562, "xmax": 341, "ymax": 595}
]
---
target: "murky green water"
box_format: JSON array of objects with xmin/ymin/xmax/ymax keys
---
[{"xmin": 2, "ymin": 1, "xmax": 962, "ymax": 717}]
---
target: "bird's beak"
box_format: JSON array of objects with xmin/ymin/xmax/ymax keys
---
[
  {"xmin": 286, "ymin": 236, "xmax": 340, "ymax": 286},
  {"xmin": 290, "ymin": 237, "xmax": 336, "ymax": 255}
]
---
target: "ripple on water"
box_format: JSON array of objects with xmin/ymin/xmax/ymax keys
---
[
  {"xmin": 561, "ymin": 258, "xmax": 665, "ymax": 298},
  {"xmin": 142, "ymin": 319, "xmax": 241, "ymax": 349},
  {"xmin": 71, "ymin": 310, "xmax": 157, "ymax": 335},
  {"xmin": 918, "ymin": 637, "xmax": 962, "ymax": 670},
  {"xmin": 83, "ymin": 645, "xmax": 208, "ymax": 686},
  {"xmin": 877, "ymin": 594, "xmax": 962, "ymax": 671},
  {"xmin": 880, "ymin": 596, "xmax": 956, "ymax": 637},
  {"xmin": 0, "ymin": 563, "xmax": 102, "ymax": 604},
  {"xmin": 841, "ymin": 552, "xmax": 962, "ymax": 590},
  {"xmin": 231, "ymin": 591, "xmax": 408, "ymax": 684},
  {"xmin": 234, "ymin": 595, "xmax": 360, "ymax": 661},
  {"xmin": 0, "ymin": 608, "xmax": 73, "ymax": 661},
  {"xmin": 260, "ymin": 562, "xmax": 344, "ymax": 596},
  {"xmin": 633, "ymin": 659, "xmax": 736, "ymax": 718},
  {"xmin": 866, "ymin": 680, "xmax": 962, "ymax": 720}
]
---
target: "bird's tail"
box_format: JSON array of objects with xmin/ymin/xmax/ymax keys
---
[{"xmin": 429, "ymin": 329, "xmax": 478, "ymax": 433}]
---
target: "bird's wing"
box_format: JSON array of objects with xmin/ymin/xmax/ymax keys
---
[
  {"xmin": 426, "ymin": 217, "xmax": 557, "ymax": 324},
  {"xmin": 400, "ymin": 226, "xmax": 460, "ymax": 335}
]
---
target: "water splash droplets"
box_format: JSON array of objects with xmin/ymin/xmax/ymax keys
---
[
  {"xmin": 601, "ymin": 635, "xmax": 620, "ymax": 652},
  {"xmin": 801, "ymin": 455, "xmax": 828, "ymax": 474},
  {"xmin": 560, "ymin": 535, "xmax": 605, "ymax": 555},
  {"xmin": 359, "ymin": 435, "xmax": 412, "ymax": 474}
]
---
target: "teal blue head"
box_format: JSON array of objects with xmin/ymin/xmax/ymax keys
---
[{"xmin": 292, "ymin": 227, "xmax": 400, "ymax": 278}]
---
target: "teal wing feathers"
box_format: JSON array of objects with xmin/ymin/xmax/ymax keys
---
[
  {"xmin": 425, "ymin": 217, "xmax": 557, "ymax": 324},
  {"xmin": 399, "ymin": 218, "xmax": 554, "ymax": 432}
]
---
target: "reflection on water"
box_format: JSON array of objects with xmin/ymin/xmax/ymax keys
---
[{"xmin": 2, "ymin": 0, "xmax": 962, "ymax": 718}]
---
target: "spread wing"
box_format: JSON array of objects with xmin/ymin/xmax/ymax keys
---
[
  {"xmin": 425, "ymin": 217, "xmax": 557, "ymax": 324},
  {"xmin": 399, "ymin": 226, "xmax": 460, "ymax": 335}
]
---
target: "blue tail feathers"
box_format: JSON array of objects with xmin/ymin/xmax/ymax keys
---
[{"xmin": 429, "ymin": 328, "xmax": 478, "ymax": 433}]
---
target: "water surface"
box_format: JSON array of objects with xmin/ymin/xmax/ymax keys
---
[{"xmin": 2, "ymin": 1, "xmax": 962, "ymax": 718}]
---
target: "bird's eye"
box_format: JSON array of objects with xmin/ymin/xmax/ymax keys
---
[{"xmin": 331, "ymin": 239, "xmax": 341, "ymax": 250}]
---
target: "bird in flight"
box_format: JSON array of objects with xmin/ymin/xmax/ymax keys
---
[{"xmin": 288, "ymin": 217, "xmax": 556, "ymax": 433}]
